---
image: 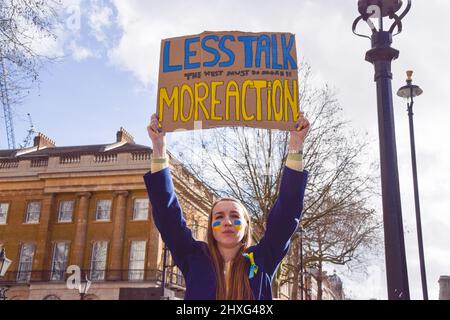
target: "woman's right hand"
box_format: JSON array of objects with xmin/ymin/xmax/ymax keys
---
[{"xmin": 147, "ymin": 113, "xmax": 166, "ymax": 157}]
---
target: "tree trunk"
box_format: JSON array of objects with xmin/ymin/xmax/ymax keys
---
[
  {"xmin": 272, "ymin": 279, "xmax": 279, "ymax": 299},
  {"xmin": 290, "ymin": 238, "xmax": 299, "ymax": 300},
  {"xmin": 317, "ymin": 261, "xmax": 323, "ymax": 300}
]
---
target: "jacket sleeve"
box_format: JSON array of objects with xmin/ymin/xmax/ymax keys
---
[
  {"xmin": 143, "ymin": 168, "xmax": 199, "ymax": 274},
  {"xmin": 254, "ymin": 166, "xmax": 308, "ymax": 277}
]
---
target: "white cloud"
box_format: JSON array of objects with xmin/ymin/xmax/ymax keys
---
[
  {"xmin": 68, "ymin": 40, "xmax": 97, "ymax": 61},
  {"xmin": 88, "ymin": 0, "xmax": 114, "ymax": 43}
]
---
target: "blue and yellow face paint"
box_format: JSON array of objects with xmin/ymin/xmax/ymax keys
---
[
  {"xmin": 212, "ymin": 220, "xmax": 221, "ymax": 231},
  {"xmin": 212, "ymin": 218, "xmax": 243, "ymax": 232}
]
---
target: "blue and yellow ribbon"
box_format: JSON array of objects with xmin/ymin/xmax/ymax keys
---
[{"xmin": 242, "ymin": 252, "xmax": 258, "ymax": 279}]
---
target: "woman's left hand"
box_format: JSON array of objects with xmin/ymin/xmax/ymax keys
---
[{"xmin": 288, "ymin": 111, "xmax": 310, "ymax": 151}]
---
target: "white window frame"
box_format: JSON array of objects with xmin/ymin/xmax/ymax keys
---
[
  {"xmin": 58, "ymin": 200, "xmax": 74, "ymax": 223},
  {"xmin": 90, "ymin": 241, "xmax": 108, "ymax": 281},
  {"xmin": 25, "ymin": 201, "xmax": 41, "ymax": 224},
  {"xmin": 0, "ymin": 202, "xmax": 9, "ymax": 224},
  {"xmin": 128, "ymin": 241, "xmax": 146, "ymax": 280},
  {"xmin": 132, "ymin": 198, "xmax": 149, "ymax": 221},
  {"xmin": 192, "ymin": 220, "xmax": 199, "ymax": 239},
  {"xmin": 174, "ymin": 267, "xmax": 184, "ymax": 287},
  {"xmin": 95, "ymin": 200, "xmax": 111, "ymax": 221},
  {"xmin": 50, "ymin": 242, "xmax": 70, "ymax": 281},
  {"xmin": 17, "ymin": 243, "xmax": 36, "ymax": 282}
]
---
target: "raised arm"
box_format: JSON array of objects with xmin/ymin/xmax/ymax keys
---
[
  {"xmin": 254, "ymin": 112, "xmax": 310, "ymax": 276},
  {"xmin": 144, "ymin": 114, "xmax": 199, "ymax": 273}
]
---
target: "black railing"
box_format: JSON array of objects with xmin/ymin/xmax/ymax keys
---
[{"xmin": 0, "ymin": 269, "xmax": 185, "ymax": 289}]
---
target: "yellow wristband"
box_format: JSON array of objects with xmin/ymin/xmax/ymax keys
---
[{"xmin": 287, "ymin": 153, "xmax": 303, "ymax": 162}]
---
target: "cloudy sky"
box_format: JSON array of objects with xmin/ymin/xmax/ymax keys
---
[{"xmin": 2, "ymin": 0, "xmax": 449, "ymax": 299}]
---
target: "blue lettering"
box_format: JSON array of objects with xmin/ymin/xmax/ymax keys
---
[
  {"xmin": 202, "ymin": 35, "xmax": 220, "ymax": 67},
  {"xmin": 271, "ymin": 34, "xmax": 282, "ymax": 69},
  {"xmin": 184, "ymin": 37, "xmax": 201, "ymax": 70},
  {"xmin": 218, "ymin": 35, "xmax": 235, "ymax": 67},
  {"xmin": 163, "ymin": 41, "xmax": 182, "ymax": 72},
  {"xmin": 237, "ymin": 36, "xmax": 258, "ymax": 68},
  {"xmin": 255, "ymin": 34, "xmax": 270, "ymax": 68},
  {"xmin": 282, "ymin": 34, "xmax": 297, "ymax": 69}
]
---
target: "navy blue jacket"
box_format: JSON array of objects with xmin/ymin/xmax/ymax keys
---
[{"xmin": 144, "ymin": 166, "xmax": 308, "ymax": 300}]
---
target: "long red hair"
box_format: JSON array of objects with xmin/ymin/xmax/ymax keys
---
[{"xmin": 206, "ymin": 197, "xmax": 254, "ymax": 300}]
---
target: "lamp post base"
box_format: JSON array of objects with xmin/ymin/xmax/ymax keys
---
[{"xmin": 0, "ymin": 287, "xmax": 9, "ymax": 300}]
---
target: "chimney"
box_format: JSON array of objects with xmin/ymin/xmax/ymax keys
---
[
  {"xmin": 33, "ymin": 132, "xmax": 56, "ymax": 149},
  {"xmin": 116, "ymin": 127, "xmax": 135, "ymax": 144}
]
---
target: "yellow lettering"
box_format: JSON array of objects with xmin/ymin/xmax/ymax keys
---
[
  {"xmin": 180, "ymin": 84, "xmax": 194, "ymax": 122},
  {"xmin": 210, "ymin": 81, "xmax": 224, "ymax": 121},
  {"xmin": 253, "ymin": 80, "xmax": 267, "ymax": 121},
  {"xmin": 272, "ymin": 80, "xmax": 283, "ymax": 121},
  {"xmin": 159, "ymin": 87, "xmax": 179, "ymax": 121},
  {"xmin": 284, "ymin": 79, "xmax": 298, "ymax": 121},
  {"xmin": 160, "ymin": 79, "xmax": 297, "ymax": 126},
  {"xmin": 241, "ymin": 80, "xmax": 255, "ymax": 121},
  {"xmin": 267, "ymin": 84, "xmax": 272, "ymax": 121},
  {"xmin": 225, "ymin": 81, "xmax": 240, "ymax": 121},
  {"xmin": 194, "ymin": 82, "xmax": 209, "ymax": 121}
]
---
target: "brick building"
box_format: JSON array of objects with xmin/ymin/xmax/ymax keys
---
[{"xmin": 0, "ymin": 128, "xmax": 214, "ymax": 300}]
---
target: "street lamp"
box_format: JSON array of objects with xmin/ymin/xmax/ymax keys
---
[
  {"xmin": 299, "ymin": 227, "xmax": 305, "ymax": 300},
  {"xmin": 0, "ymin": 248, "xmax": 12, "ymax": 278},
  {"xmin": 160, "ymin": 244, "xmax": 169, "ymax": 300},
  {"xmin": 78, "ymin": 275, "xmax": 91, "ymax": 300},
  {"xmin": 0, "ymin": 248, "xmax": 13, "ymax": 300},
  {"xmin": 352, "ymin": 0, "xmax": 412, "ymax": 300},
  {"xmin": 397, "ymin": 70, "xmax": 428, "ymax": 300}
]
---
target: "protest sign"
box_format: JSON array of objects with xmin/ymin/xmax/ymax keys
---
[{"xmin": 157, "ymin": 31, "xmax": 300, "ymax": 132}]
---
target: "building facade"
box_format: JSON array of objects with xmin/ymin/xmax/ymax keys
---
[
  {"xmin": 276, "ymin": 267, "xmax": 344, "ymax": 300},
  {"xmin": 0, "ymin": 129, "xmax": 214, "ymax": 300},
  {"xmin": 439, "ymin": 275, "xmax": 450, "ymax": 300}
]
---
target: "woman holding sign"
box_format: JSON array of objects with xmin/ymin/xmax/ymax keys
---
[{"xmin": 144, "ymin": 112, "xmax": 309, "ymax": 300}]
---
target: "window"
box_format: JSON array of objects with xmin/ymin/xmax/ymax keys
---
[
  {"xmin": 173, "ymin": 267, "xmax": 184, "ymax": 287},
  {"xmin": 192, "ymin": 220, "xmax": 198, "ymax": 239},
  {"xmin": 58, "ymin": 201, "xmax": 74, "ymax": 223},
  {"xmin": 0, "ymin": 203, "xmax": 9, "ymax": 224},
  {"xmin": 90, "ymin": 241, "xmax": 108, "ymax": 281},
  {"xmin": 17, "ymin": 243, "xmax": 35, "ymax": 282},
  {"xmin": 129, "ymin": 241, "xmax": 146, "ymax": 280},
  {"xmin": 25, "ymin": 201, "xmax": 41, "ymax": 223},
  {"xmin": 51, "ymin": 242, "xmax": 70, "ymax": 281},
  {"xmin": 133, "ymin": 199, "xmax": 149, "ymax": 221},
  {"xmin": 95, "ymin": 200, "xmax": 111, "ymax": 221}
]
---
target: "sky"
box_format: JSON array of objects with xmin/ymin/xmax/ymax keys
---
[{"xmin": 1, "ymin": 0, "xmax": 449, "ymax": 300}]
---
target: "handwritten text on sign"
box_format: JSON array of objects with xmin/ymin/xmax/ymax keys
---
[{"xmin": 157, "ymin": 31, "xmax": 300, "ymax": 132}]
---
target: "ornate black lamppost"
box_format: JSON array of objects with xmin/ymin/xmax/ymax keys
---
[
  {"xmin": 397, "ymin": 70, "xmax": 428, "ymax": 300},
  {"xmin": 352, "ymin": 0, "xmax": 412, "ymax": 299},
  {"xmin": 161, "ymin": 244, "xmax": 169, "ymax": 300},
  {"xmin": 0, "ymin": 248, "xmax": 12, "ymax": 300}
]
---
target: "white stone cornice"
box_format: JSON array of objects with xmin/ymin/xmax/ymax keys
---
[
  {"xmin": 15, "ymin": 145, "xmax": 47, "ymax": 157},
  {"xmin": 103, "ymin": 140, "xmax": 127, "ymax": 152}
]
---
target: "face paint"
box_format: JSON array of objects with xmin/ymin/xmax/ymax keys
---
[
  {"xmin": 234, "ymin": 219, "xmax": 242, "ymax": 231},
  {"xmin": 212, "ymin": 220, "xmax": 221, "ymax": 231}
]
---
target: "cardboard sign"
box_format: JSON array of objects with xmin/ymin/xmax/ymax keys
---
[{"xmin": 157, "ymin": 31, "xmax": 300, "ymax": 132}]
